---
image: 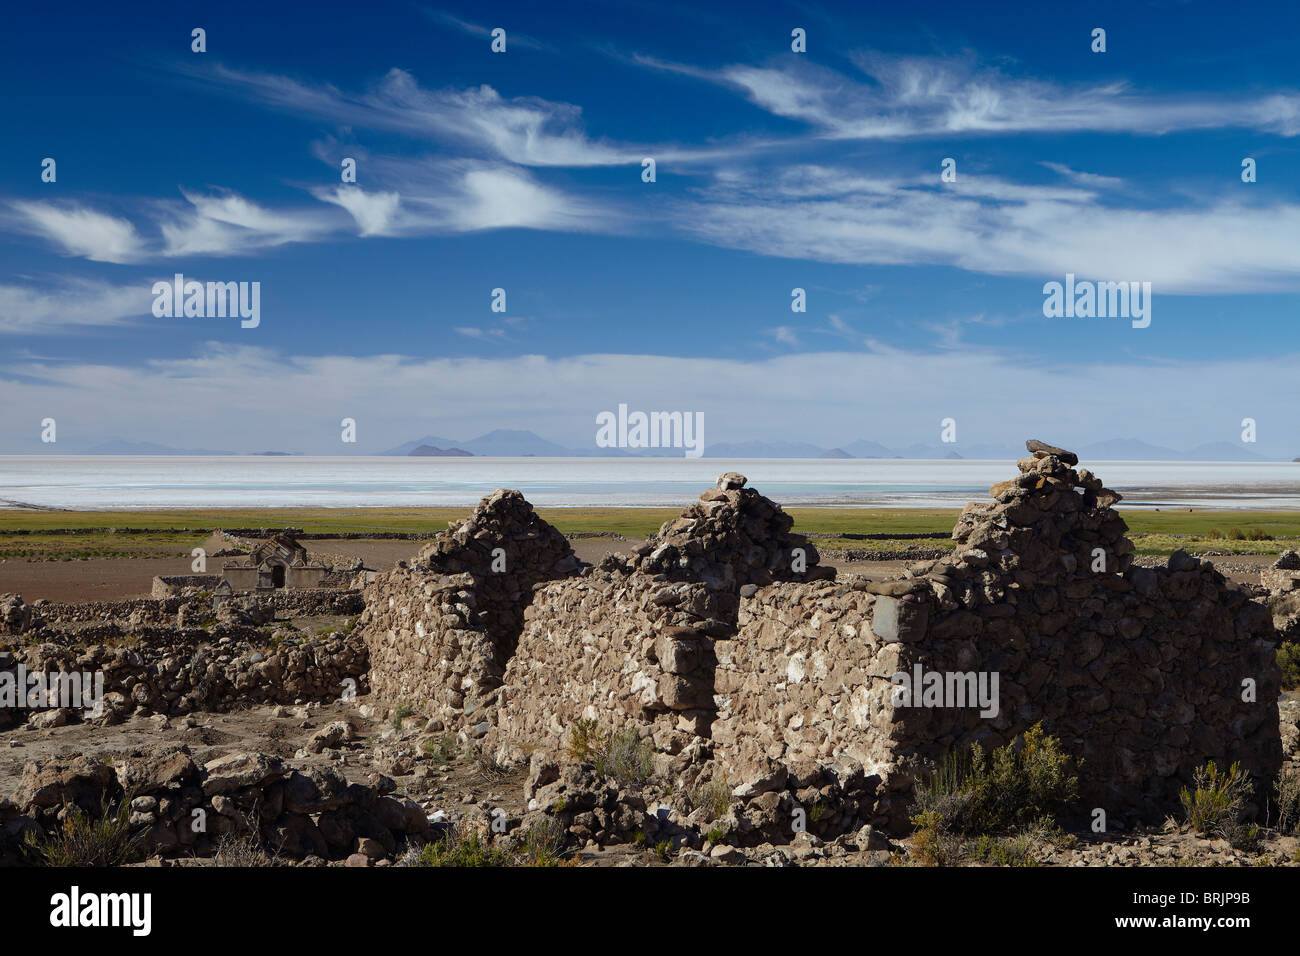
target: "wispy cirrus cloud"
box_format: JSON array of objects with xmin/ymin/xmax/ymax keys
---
[
  {"xmin": 672, "ymin": 165, "xmax": 1300, "ymax": 293},
  {"xmin": 191, "ymin": 64, "xmax": 638, "ymax": 167},
  {"xmin": 420, "ymin": 7, "xmax": 543, "ymax": 49},
  {"xmin": 637, "ymin": 50, "xmax": 1300, "ymax": 140},
  {"xmin": 10, "ymin": 191, "xmax": 343, "ymax": 262},
  {"xmin": 1039, "ymin": 162, "xmax": 1124, "ymax": 190},
  {"xmin": 156, "ymin": 189, "xmax": 339, "ymax": 256},
  {"xmin": 0, "ymin": 278, "xmax": 151, "ymax": 334},
  {"xmin": 10, "ymin": 202, "xmax": 144, "ymax": 264},
  {"xmin": 314, "ymin": 160, "xmax": 616, "ymax": 236},
  {"xmin": 185, "ymin": 63, "xmax": 749, "ymax": 168}
]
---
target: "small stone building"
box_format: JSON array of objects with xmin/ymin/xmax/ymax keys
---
[{"xmin": 221, "ymin": 534, "xmax": 329, "ymax": 591}]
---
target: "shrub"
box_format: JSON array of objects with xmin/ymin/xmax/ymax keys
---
[
  {"xmin": 594, "ymin": 728, "xmax": 655, "ymax": 789},
  {"xmin": 908, "ymin": 809, "xmax": 964, "ymax": 866},
  {"xmin": 969, "ymin": 832, "xmax": 1039, "ymax": 867},
  {"xmin": 415, "ymin": 829, "xmax": 511, "ymax": 867},
  {"xmin": 687, "ymin": 776, "xmax": 731, "ymax": 822},
  {"xmin": 1277, "ymin": 642, "xmax": 1300, "ymax": 692},
  {"xmin": 565, "ymin": 718, "xmax": 601, "ymax": 762},
  {"xmin": 212, "ymin": 832, "xmax": 284, "ymax": 867},
  {"xmin": 565, "ymin": 720, "xmax": 655, "ymax": 789},
  {"xmin": 390, "ymin": 703, "xmax": 413, "ymax": 732},
  {"xmin": 1180, "ymin": 760, "xmax": 1252, "ymax": 841},
  {"xmin": 518, "ymin": 818, "xmax": 568, "ymax": 867},
  {"xmin": 472, "ymin": 746, "xmax": 510, "ymax": 783},
  {"xmin": 911, "ymin": 723, "xmax": 1080, "ymax": 836},
  {"xmin": 1272, "ymin": 766, "xmax": 1300, "ymax": 836},
  {"xmin": 24, "ymin": 798, "xmax": 145, "ymax": 867},
  {"xmin": 422, "ymin": 735, "xmax": 457, "ymax": 762}
]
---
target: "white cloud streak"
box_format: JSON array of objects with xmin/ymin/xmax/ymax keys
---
[
  {"xmin": 0, "ymin": 279, "xmax": 151, "ymax": 334},
  {"xmin": 2, "ymin": 344, "xmax": 1297, "ymax": 456}
]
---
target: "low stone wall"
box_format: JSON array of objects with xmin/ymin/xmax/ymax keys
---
[
  {"xmin": 0, "ymin": 630, "xmax": 368, "ymax": 728},
  {"xmin": 265, "ymin": 588, "xmax": 365, "ymax": 617},
  {"xmin": 11, "ymin": 589, "xmax": 363, "ymax": 630},
  {"xmin": 1, "ymin": 748, "xmax": 431, "ymax": 865},
  {"xmin": 152, "ymin": 575, "xmax": 224, "ymax": 599}
]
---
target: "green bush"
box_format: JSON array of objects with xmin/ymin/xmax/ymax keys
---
[
  {"xmin": 565, "ymin": 720, "xmax": 655, "ymax": 789},
  {"xmin": 415, "ymin": 830, "xmax": 511, "ymax": 867},
  {"xmin": 1226, "ymin": 527, "xmax": 1273, "ymax": 542},
  {"xmin": 594, "ymin": 728, "xmax": 655, "ymax": 789},
  {"xmin": 565, "ymin": 717, "xmax": 601, "ymax": 762},
  {"xmin": 518, "ymin": 818, "xmax": 567, "ymax": 867},
  {"xmin": 422, "ymin": 734, "xmax": 457, "ymax": 762},
  {"xmin": 911, "ymin": 723, "xmax": 1080, "ymax": 836},
  {"xmin": 1277, "ymin": 642, "xmax": 1300, "ymax": 692},
  {"xmin": 23, "ymin": 799, "xmax": 145, "ymax": 867},
  {"xmin": 390, "ymin": 703, "xmax": 413, "ymax": 732},
  {"xmin": 1180, "ymin": 760, "xmax": 1252, "ymax": 841},
  {"xmin": 1273, "ymin": 767, "xmax": 1300, "ymax": 836},
  {"xmin": 688, "ymin": 776, "xmax": 731, "ymax": 822}
]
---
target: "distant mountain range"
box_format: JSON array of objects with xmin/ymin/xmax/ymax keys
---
[
  {"xmin": 408, "ymin": 444, "xmax": 473, "ymax": 457},
  {"xmin": 85, "ymin": 439, "xmax": 237, "ymax": 456},
  {"xmin": 66, "ymin": 432, "xmax": 1286, "ymax": 461},
  {"xmin": 380, "ymin": 431, "xmax": 1281, "ymax": 461}
]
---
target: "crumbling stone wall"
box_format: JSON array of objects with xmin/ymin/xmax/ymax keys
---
[
  {"xmin": 1, "ymin": 747, "xmax": 431, "ymax": 865},
  {"xmin": 360, "ymin": 489, "xmax": 579, "ymax": 731},
  {"xmin": 483, "ymin": 447, "xmax": 1281, "ymax": 834},
  {"xmin": 8, "ymin": 589, "xmax": 363, "ymax": 630},
  {"xmin": 152, "ymin": 575, "xmax": 224, "ymax": 598},
  {"xmin": 1263, "ymin": 551, "xmax": 1300, "ymax": 641},
  {"xmin": 704, "ymin": 444, "xmax": 1281, "ymax": 828},
  {"xmin": 486, "ymin": 569, "xmax": 736, "ymax": 766},
  {"xmin": 0, "ymin": 630, "xmax": 368, "ymax": 729}
]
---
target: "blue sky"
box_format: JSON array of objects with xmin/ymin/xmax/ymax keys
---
[{"xmin": 3, "ymin": 0, "xmax": 1300, "ymax": 456}]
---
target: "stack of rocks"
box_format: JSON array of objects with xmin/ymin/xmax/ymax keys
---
[
  {"xmin": 628, "ymin": 473, "xmax": 833, "ymax": 591},
  {"xmin": 416, "ymin": 489, "xmax": 579, "ymax": 579},
  {"xmin": 949, "ymin": 439, "xmax": 1134, "ymax": 587},
  {"xmin": 0, "ymin": 594, "xmax": 35, "ymax": 636}
]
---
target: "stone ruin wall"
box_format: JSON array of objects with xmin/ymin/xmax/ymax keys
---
[
  {"xmin": 0, "ymin": 630, "xmax": 369, "ymax": 730},
  {"xmin": 359, "ymin": 489, "xmax": 580, "ymax": 733},
  {"xmin": 471, "ymin": 446, "xmax": 1282, "ymax": 833},
  {"xmin": 486, "ymin": 572, "xmax": 737, "ymax": 768},
  {"xmin": 481, "ymin": 472, "xmax": 833, "ymax": 766},
  {"xmin": 0, "ymin": 589, "xmax": 368, "ymax": 729}
]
